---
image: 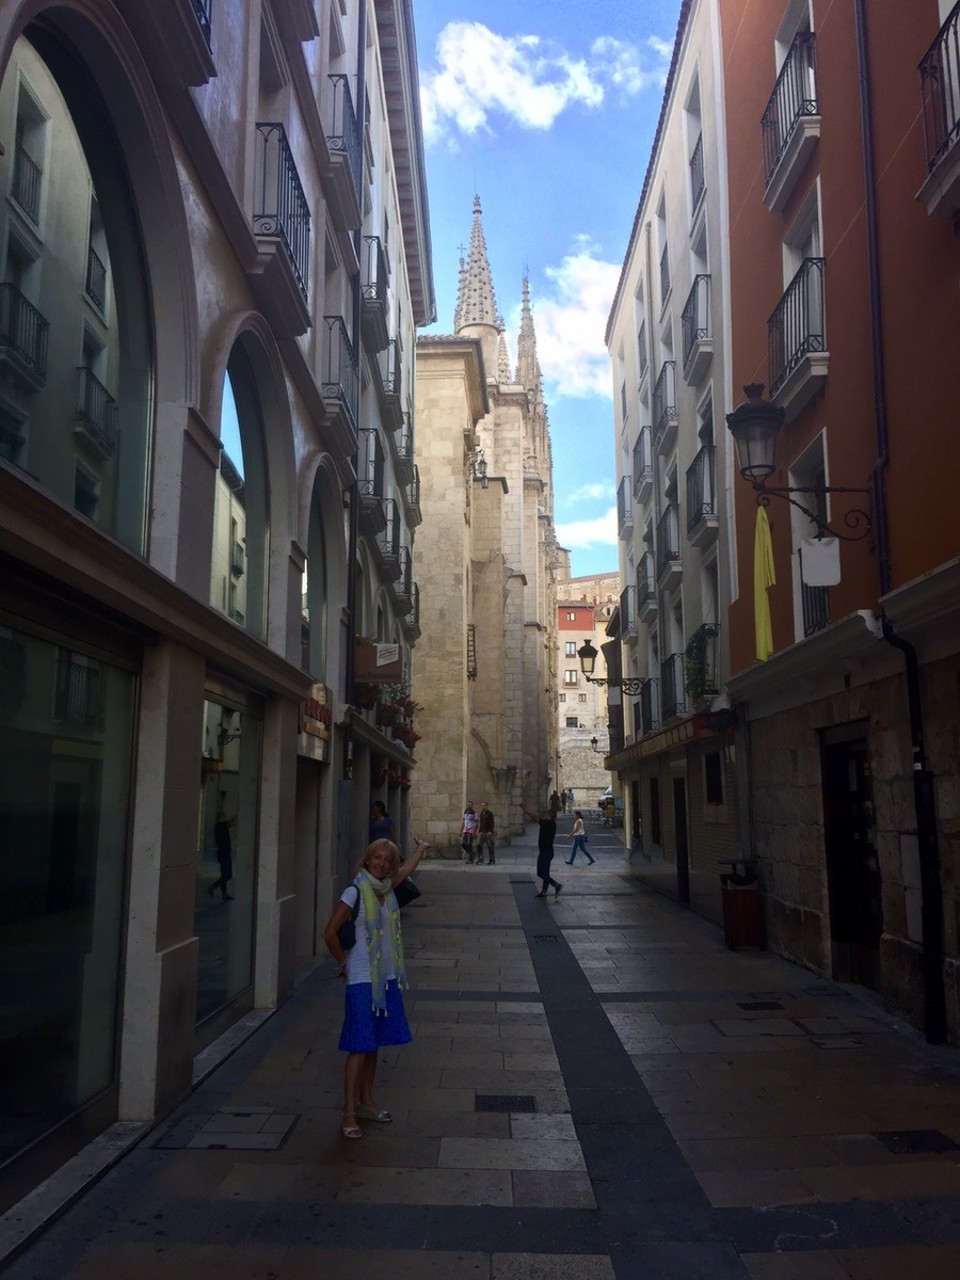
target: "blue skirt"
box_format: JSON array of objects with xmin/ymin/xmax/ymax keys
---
[{"xmin": 337, "ymin": 979, "xmax": 412, "ymax": 1053}]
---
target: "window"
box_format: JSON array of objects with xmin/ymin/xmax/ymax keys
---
[
  {"xmin": 563, "ymin": 669, "xmax": 579, "ymax": 687},
  {"xmin": 565, "ymin": 716, "xmax": 579, "ymax": 729},
  {"xmin": 558, "ymin": 693, "xmax": 566, "ymax": 703},
  {"xmin": 578, "ymin": 693, "xmax": 587, "ymax": 703},
  {"xmin": 704, "ymin": 752, "xmax": 724, "ymax": 805},
  {"xmin": 566, "ymin": 611, "xmax": 576, "ymax": 621},
  {"xmin": 564, "ymin": 641, "xmax": 576, "ymax": 657}
]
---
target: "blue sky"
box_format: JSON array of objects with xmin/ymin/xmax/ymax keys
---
[{"xmin": 414, "ymin": 0, "xmax": 682, "ymax": 576}]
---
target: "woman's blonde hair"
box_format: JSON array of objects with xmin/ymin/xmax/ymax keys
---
[{"xmin": 356, "ymin": 837, "xmax": 400, "ymax": 875}]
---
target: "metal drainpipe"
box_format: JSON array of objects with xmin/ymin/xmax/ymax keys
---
[{"xmin": 855, "ymin": 0, "xmax": 946, "ymax": 1042}]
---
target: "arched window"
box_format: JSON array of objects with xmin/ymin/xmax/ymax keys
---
[
  {"xmin": 210, "ymin": 346, "xmax": 269, "ymax": 640},
  {"xmin": 0, "ymin": 32, "xmax": 152, "ymax": 550}
]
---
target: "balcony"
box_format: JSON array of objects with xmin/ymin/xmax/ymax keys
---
[
  {"xmin": 85, "ymin": 244, "xmax": 107, "ymax": 311},
  {"xmin": 0, "ymin": 283, "xmax": 49, "ymax": 392},
  {"xmin": 620, "ymin": 584, "xmax": 637, "ymax": 641},
  {"xmin": 373, "ymin": 498, "xmax": 402, "ymax": 582},
  {"xmin": 917, "ymin": 2, "xmax": 960, "ymax": 215},
  {"xmin": 402, "ymin": 582, "xmax": 421, "ymax": 641},
  {"xmin": 637, "ymin": 320, "xmax": 648, "ymax": 383},
  {"xmin": 801, "ymin": 578, "xmax": 830, "ymax": 638},
  {"xmin": 393, "ymin": 545, "xmax": 414, "ymax": 615},
  {"xmin": 373, "ymin": 338, "xmax": 403, "ymax": 431},
  {"xmin": 361, "ymin": 235, "xmax": 389, "ymax": 352},
  {"xmin": 403, "ymin": 464, "xmax": 422, "ymax": 527},
  {"xmin": 689, "ymin": 132, "xmax": 705, "ymax": 214},
  {"xmin": 324, "ymin": 73, "xmax": 362, "ymax": 232},
  {"xmin": 640, "ymin": 678, "xmax": 659, "ymax": 736},
  {"xmin": 656, "ymin": 503, "xmax": 681, "ymax": 587},
  {"xmin": 768, "ymin": 257, "xmax": 828, "ymax": 421},
  {"xmin": 632, "ymin": 425, "xmax": 653, "ymax": 504},
  {"xmin": 684, "ymin": 623, "xmax": 719, "ymax": 706},
  {"xmin": 191, "ymin": 0, "xmax": 212, "ymax": 45},
  {"xmin": 617, "ymin": 475, "xmax": 633, "ymax": 540},
  {"xmin": 685, "ymin": 443, "xmax": 718, "ymax": 547},
  {"xmin": 74, "ymin": 367, "xmax": 117, "ymax": 461},
  {"xmin": 659, "ymin": 244, "xmax": 671, "ymax": 308},
  {"xmin": 321, "ymin": 315, "xmax": 359, "ymax": 448},
  {"xmin": 358, "ymin": 428, "xmax": 386, "ymax": 535},
  {"xmin": 761, "ymin": 30, "xmax": 820, "ymax": 213},
  {"xmin": 637, "ymin": 550, "xmax": 658, "ymax": 624},
  {"xmin": 230, "ymin": 540, "xmax": 245, "ymax": 577},
  {"xmin": 395, "ymin": 411, "xmax": 414, "ymax": 485},
  {"xmin": 252, "ymin": 122, "xmax": 311, "ymax": 334},
  {"xmin": 681, "ymin": 275, "xmax": 712, "ymax": 384},
  {"xmin": 652, "ymin": 360, "xmax": 678, "ymax": 454},
  {"xmin": 661, "ymin": 652, "xmax": 686, "ymax": 721},
  {"xmin": 12, "ymin": 143, "xmax": 41, "ymax": 222}
]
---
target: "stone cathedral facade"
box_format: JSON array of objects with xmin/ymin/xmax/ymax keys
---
[{"xmin": 412, "ymin": 197, "xmax": 560, "ymax": 852}]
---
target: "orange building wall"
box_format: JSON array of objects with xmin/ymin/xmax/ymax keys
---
[{"xmin": 721, "ymin": 0, "xmax": 960, "ymax": 677}]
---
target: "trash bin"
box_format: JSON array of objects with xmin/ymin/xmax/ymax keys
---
[{"xmin": 719, "ymin": 859, "xmax": 765, "ymax": 949}]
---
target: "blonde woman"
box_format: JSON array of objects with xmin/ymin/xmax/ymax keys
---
[{"xmin": 323, "ymin": 836, "xmax": 429, "ymax": 1139}]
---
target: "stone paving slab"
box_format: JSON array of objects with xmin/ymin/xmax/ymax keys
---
[{"xmin": 7, "ymin": 835, "xmax": 960, "ymax": 1280}]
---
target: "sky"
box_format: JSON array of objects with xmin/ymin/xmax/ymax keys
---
[{"xmin": 413, "ymin": 0, "xmax": 683, "ymax": 577}]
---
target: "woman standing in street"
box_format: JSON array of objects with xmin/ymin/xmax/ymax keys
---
[
  {"xmin": 323, "ymin": 835, "xmax": 429, "ymax": 1139},
  {"xmin": 565, "ymin": 810, "xmax": 595, "ymax": 865}
]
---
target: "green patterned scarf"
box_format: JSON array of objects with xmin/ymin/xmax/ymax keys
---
[{"xmin": 356, "ymin": 870, "xmax": 407, "ymax": 1013}]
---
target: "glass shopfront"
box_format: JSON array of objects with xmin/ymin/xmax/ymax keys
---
[
  {"xmin": 0, "ymin": 623, "xmax": 134, "ymax": 1178},
  {"xmin": 195, "ymin": 692, "xmax": 261, "ymax": 1024}
]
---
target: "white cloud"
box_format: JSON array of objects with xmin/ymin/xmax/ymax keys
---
[
  {"xmin": 421, "ymin": 23, "xmax": 670, "ymax": 145},
  {"xmin": 518, "ymin": 242, "xmax": 620, "ymax": 400},
  {"xmin": 567, "ymin": 481, "xmax": 615, "ymax": 503},
  {"xmin": 555, "ymin": 506, "xmax": 618, "ymax": 551}
]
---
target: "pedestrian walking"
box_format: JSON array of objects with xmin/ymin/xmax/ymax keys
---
[
  {"xmin": 565, "ymin": 810, "xmax": 594, "ymax": 865},
  {"xmin": 461, "ymin": 801, "xmax": 478, "ymax": 862},
  {"xmin": 323, "ymin": 835, "xmax": 430, "ymax": 1141},
  {"xmin": 369, "ymin": 800, "xmax": 395, "ymax": 843},
  {"xmin": 475, "ymin": 801, "xmax": 496, "ymax": 864},
  {"xmin": 522, "ymin": 804, "xmax": 562, "ymax": 898},
  {"xmin": 208, "ymin": 810, "xmax": 236, "ymax": 900},
  {"xmin": 549, "ymin": 790, "xmax": 562, "ymax": 818}
]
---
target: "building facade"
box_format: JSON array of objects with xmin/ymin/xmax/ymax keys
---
[
  {"xmin": 722, "ymin": 0, "xmax": 960, "ymax": 1042},
  {"xmin": 605, "ymin": 0, "xmax": 742, "ymax": 917},
  {"xmin": 412, "ymin": 198, "xmax": 560, "ymax": 852},
  {"xmin": 0, "ymin": 0, "xmax": 433, "ymax": 1210},
  {"xmin": 556, "ymin": 573, "xmax": 619, "ymax": 804}
]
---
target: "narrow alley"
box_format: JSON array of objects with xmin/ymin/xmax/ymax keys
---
[{"xmin": 5, "ymin": 819, "xmax": 960, "ymax": 1280}]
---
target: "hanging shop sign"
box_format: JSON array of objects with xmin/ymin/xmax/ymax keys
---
[{"xmin": 299, "ymin": 682, "xmax": 333, "ymax": 761}]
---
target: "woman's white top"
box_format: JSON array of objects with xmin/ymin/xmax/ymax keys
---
[
  {"xmin": 572, "ymin": 818, "xmax": 584, "ymax": 837},
  {"xmin": 340, "ymin": 885, "xmax": 397, "ymax": 986}
]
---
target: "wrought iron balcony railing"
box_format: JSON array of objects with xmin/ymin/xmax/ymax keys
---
[
  {"xmin": 632, "ymin": 425, "xmax": 652, "ymax": 500},
  {"xmin": 801, "ymin": 579, "xmax": 830, "ymax": 637},
  {"xmin": 685, "ymin": 443, "xmax": 716, "ymax": 533},
  {"xmin": 617, "ymin": 475, "xmax": 633, "ymax": 539},
  {"xmin": 377, "ymin": 497, "xmax": 401, "ymax": 562},
  {"xmin": 75, "ymin": 366, "xmax": 118, "ymax": 459},
  {"xmin": 85, "ymin": 244, "xmax": 106, "ymax": 310},
  {"xmin": 379, "ymin": 338, "xmax": 401, "ymax": 401},
  {"xmin": 362, "ymin": 234, "xmax": 388, "ymax": 307},
  {"xmin": 321, "ymin": 315, "xmax": 359, "ymax": 435},
  {"xmin": 620, "ymin": 584, "xmax": 637, "ymax": 636},
  {"xmin": 681, "ymin": 275, "xmax": 710, "ymax": 369},
  {"xmin": 640, "ymin": 677, "xmax": 659, "ymax": 734},
  {"xmin": 358, "ymin": 427, "xmax": 385, "ymax": 498},
  {"xmin": 0, "ymin": 283, "xmax": 49, "ymax": 383},
  {"xmin": 656, "ymin": 503, "xmax": 680, "ymax": 577},
  {"xmin": 684, "ymin": 623, "xmax": 719, "ymax": 703},
  {"xmin": 254, "ymin": 122, "xmax": 311, "ymax": 301},
  {"xmin": 919, "ymin": 1, "xmax": 960, "ymax": 172},
  {"xmin": 661, "ymin": 652, "xmax": 686, "ymax": 721},
  {"xmin": 761, "ymin": 30, "xmax": 818, "ymax": 186},
  {"xmin": 396, "ymin": 546, "xmax": 414, "ymax": 613},
  {"xmin": 191, "ymin": 0, "xmax": 212, "ymax": 46},
  {"xmin": 12, "ymin": 144, "xmax": 41, "ymax": 221},
  {"xmin": 396, "ymin": 412, "xmax": 414, "ymax": 470},
  {"xmin": 637, "ymin": 550, "xmax": 656, "ymax": 608},
  {"xmin": 768, "ymin": 257, "xmax": 825, "ymax": 397},
  {"xmin": 326, "ymin": 73, "xmax": 362, "ymax": 202},
  {"xmin": 652, "ymin": 360, "xmax": 677, "ymax": 448},
  {"xmin": 689, "ymin": 132, "xmax": 705, "ymax": 209}
]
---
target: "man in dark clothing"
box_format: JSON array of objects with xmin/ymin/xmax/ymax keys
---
[
  {"xmin": 209, "ymin": 811, "xmax": 236, "ymax": 901},
  {"xmin": 522, "ymin": 805, "xmax": 562, "ymax": 898},
  {"xmin": 476, "ymin": 801, "xmax": 496, "ymax": 864}
]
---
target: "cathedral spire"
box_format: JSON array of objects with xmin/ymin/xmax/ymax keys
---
[
  {"xmin": 497, "ymin": 332, "xmax": 513, "ymax": 383},
  {"xmin": 454, "ymin": 194, "xmax": 501, "ymax": 332},
  {"xmin": 515, "ymin": 274, "xmax": 541, "ymax": 391}
]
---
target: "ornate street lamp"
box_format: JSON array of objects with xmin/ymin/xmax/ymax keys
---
[
  {"xmin": 577, "ymin": 639, "xmax": 646, "ymax": 696},
  {"xmin": 473, "ymin": 450, "xmax": 489, "ymax": 490},
  {"xmin": 725, "ymin": 384, "xmax": 872, "ymax": 541}
]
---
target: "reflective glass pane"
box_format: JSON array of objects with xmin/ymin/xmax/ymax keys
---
[{"xmin": 0, "ymin": 626, "xmax": 134, "ymax": 1164}]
